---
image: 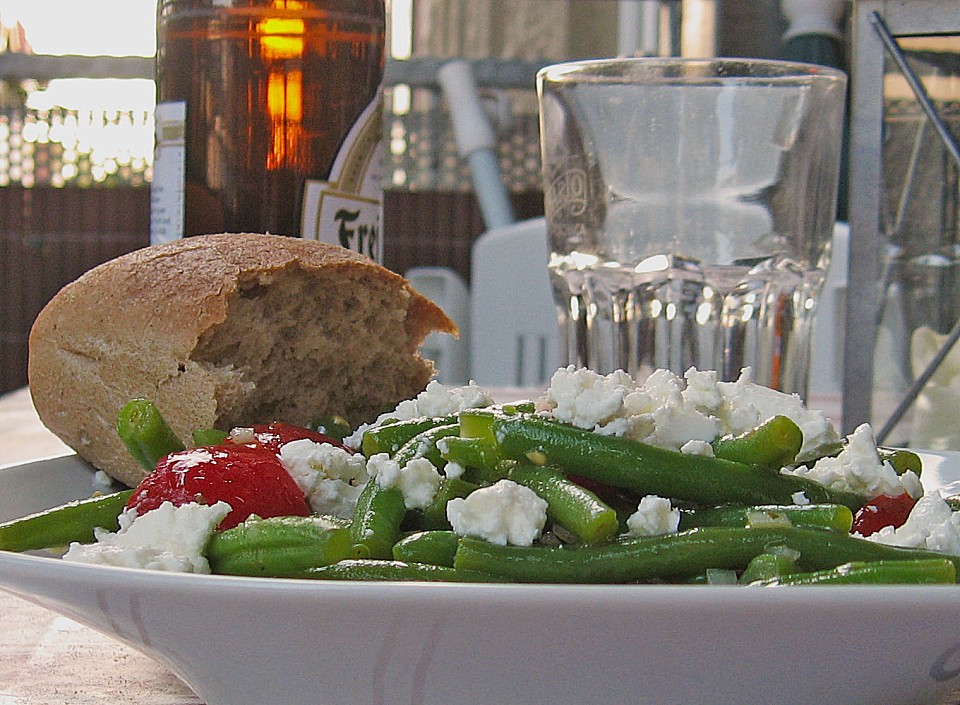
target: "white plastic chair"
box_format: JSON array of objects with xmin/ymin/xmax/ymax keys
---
[
  {"xmin": 406, "ymin": 266, "xmax": 470, "ymax": 385},
  {"xmin": 469, "ymin": 217, "xmax": 559, "ymax": 387},
  {"xmin": 808, "ymin": 221, "xmax": 849, "ymax": 397}
]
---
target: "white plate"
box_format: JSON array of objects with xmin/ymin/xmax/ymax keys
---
[{"xmin": 3, "ymin": 452, "xmax": 960, "ymax": 705}]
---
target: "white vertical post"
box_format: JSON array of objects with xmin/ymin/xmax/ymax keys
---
[{"xmin": 618, "ymin": 0, "xmax": 663, "ymax": 57}]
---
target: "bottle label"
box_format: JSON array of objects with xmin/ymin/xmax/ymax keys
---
[
  {"xmin": 150, "ymin": 101, "xmax": 187, "ymax": 245},
  {"xmin": 301, "ymin": 92, "xmax": 384, "ymax": 263}
]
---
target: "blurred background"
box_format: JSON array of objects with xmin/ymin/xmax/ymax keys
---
[{"xmin": 0, "ymin": 0, "xmax": 827, "ymax": 398}]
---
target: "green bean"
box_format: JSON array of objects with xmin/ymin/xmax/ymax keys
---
[
  {"xmin": 679, "ymin": 504, "xmax": 854, "ymax": 533},
  {"xmin": 0, "ymin": 490, "xmax": 133, "ymax": 552},
  {"xmin": 360, "ymin": 415, "xmax": 457, "ymax": 458},
  {"xmin": 351, "ymin": 424, "xmax": 460, "ymax": 555},
  {"xmin": 417, "ymin": 477, "xmax": 478, "ymax": 530},
  {"xmin": 116, "ymin": 398, "xmax": 186, "ymax": 471},
  {"xmin": 453, "ymin": 526, "xmax": 960, "ymax": 584},
  {"xmin": 311, "ymin": 415, "xmax": 352, "ymax": 443},
  {"xmin": 360, "ymin": 404, "xmax": 526, "ymax": 460},
  {"xmin": 499, "ymin": 401, "xmax": 537, "ymax": 415},
  {"xmin": 748, "ymin": 559, "xmax": 956, "ymax": 586},
  {"xmin": 191, "ymin": 428, "xmax": 229, "ymax": 447},
  {"xmin": 207, "ymin": 515, "xmax": 363, "ymax": 577},
  {"xmin": 349, "ymin": 479, "xmax": 407, "ymax": 560},
  {"xmin": 807, "ymin": 440, "xmax": 845, "ymax": 462},
  {"xmin": 711, "ymin": 415, "xmax": 803, "ymax": 469},
  {"xmin": 393, "ymin": 423, "xmax": 460, "ymax": 467},
  {"xmin": 301, "ymin": 559, "xmax": 511, "ymax": 582},
  {"xmin": 508, "ymin": 464, "xmax": 618, "ymax": 544},
  {"xmin": 392, "ymin": 530, "xmax": 459, "ymax": 567},
  {"xmin": 433, "ymin": 402, "xmax": 534, "ymax": 479},
  {"xmin": 738, "ymin": 552, "xmax": 799, "ymax": 584},
  {"xmin": 458, "ymin": 410, "xmax": 865, "ymax": 510},
  {"xmin": 880, "ymin": 449, "xmax": 922, "ymax": 477},
  {"xmin": 439, "ymin": 436, "xmax": 512, "ymax": 483}
]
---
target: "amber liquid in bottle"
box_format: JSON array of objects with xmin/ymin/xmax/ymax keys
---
[{"xmin": 153, "ymin": 0, "xmax": 385, "ymax": 244}]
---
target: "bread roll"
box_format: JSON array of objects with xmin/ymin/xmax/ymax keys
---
[{"xmin": 28, "ymin": 233, "xmax": 457, "ymax": 487}]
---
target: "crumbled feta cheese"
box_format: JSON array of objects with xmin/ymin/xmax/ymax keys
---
[
  {"xmin": 680, "ymin": 439, "xmax": 714, "ymax": 456},
  {"xmin": 642, "ymin": 401, "xmax": 719, "ymax": 450},
  {"xmin": 443, "ymin": 461, "xmax": 466, "ymax": 479},
  {"xmin": 625, "ymin": 495, "xmax": 680, "ymax": 537},
  {"xmin": 63, "ymin": 501, "xmax": 231, "ymax": 573},
  {"xmin": 682, "ymin": 368, "xmax": 725, "ymax": 413},
  {"xmin": 542, "ymin": 366, "xmax": 719, "ymax": 451},
  {"xmin": 901, "ymin": 468, "xmax": 925, "ymax": 498},
  {"xmin": 367, "ymin": 452, "xmax": 400, "ymax": 484},
  {"xmin": 539, "ymin": 366, "xmax": 906, "ymax": 504},
  {"xmin": 279, "ymin": 440, "xmax": 368, "ymax": 519},
  {"xmin": 645, "ymin": 384, "xmax": 719, "ymax": 451},
  {"xmin": 446, "ymin": 479, "xmax": 547, "ymax": 546},
  {"xmin": 784, "ymin": 424, "xmax": 922, "ymax": 499},
  {"xmin": 396, "ymin": 458, "xmax": 442, "ymax": 509},
  {"xmin": 92, "ymin": 470, "xmax": 119, "ymax": 492},
  {"xmin": 865, "ymin": 492, "xmax": 960, "ymax": 554},
  {"xmin": 544, "ymin": 366, "xmax": 634, "ymax": 429},
  {"xmin": 345, "ymin": 381, "xmax": 494, "ymax": 448},
  {"xmin": 540, "ymin": 365, "xmax": 843, "ymax": 457},
  {"xmin": 367, "ymin": 453, "xmax": 442, "ymax": 510},
  {"xmin": 307, "ymin": 479, "xmax": 365, "ymax": 520},
  {"xmin": 714, "ymin": 368, "xmax": 839, "ymax": 459},
  {"xmin": 791, "ymin": 491, "xmax": 811, "ymax": 506},
  {"xmin": 412, "ymin": 380, "xmax": 494, "ymax": 418}
]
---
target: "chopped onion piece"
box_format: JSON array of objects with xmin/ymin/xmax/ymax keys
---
[
  {"xmin": 706, "ymin": 569, "xmax": 739, "ymax": 585},
  {"xmin": 745, "ymin": 509, "xmax": 793, "ymax": 529}
]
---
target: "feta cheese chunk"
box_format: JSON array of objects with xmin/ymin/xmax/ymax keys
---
[
  {"xmin": 345, "ymin": 380, "xmax": 493, "ymax": 448},
  {"xmin": 714, "ymin": 369, "xmax": 839, "ymax": 460},
  {"xmin": 279, "ymin": 440, "xmax": 368, "ymax": 519},
  {"xmin": 63, "ymin": 501, "xmax": 231, "ymax": 573},
  {"xmin": 405, "ymin": 380, "xmax": 494, "ymax": 418},
  {"xmin": 642, "ymin": 370, "xmax": 720, "ymax": 450},
  {"xmin": 447, "ymin": 479, "xmax": 548, "ymax": 546},
  {"xmin": 625, "ymin": 495, "xmax": 680, "ymax": 537},
  {"xmin": 367, "ymin": 453, "xmax": 442, "ymax": 510},
  {"xmin": 544, "ymin": 366, "xmax": 635, "ymax": 429},
  {"xmin": 865, "ymin": 492, "xmax": 960, "ymax": 555},
  {"xmin": 679, "ymin": 439, "xmax": 714, "ymax": 457},
  {"xmin": 543, "ymin": 366, "xmax": 718, "ymax": 451},
  {"xmin": 540, "ymin": 365, "xmax": 838, "ymax": 457},
  {"xmin": 783, "ymin": 424, "xmax": 922, "ymax": 500},
  {"xmin": 442, "ymin": 461, "xmax": 466, "ymax": 479}
]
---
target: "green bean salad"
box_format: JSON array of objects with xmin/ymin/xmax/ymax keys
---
[{"xmin": 3, "ymin": 365, "xmax": 960, "ymax": 586}]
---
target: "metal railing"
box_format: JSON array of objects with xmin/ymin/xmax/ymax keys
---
[{"xmin": 846, "ymin": 0, "xmax": 960, "ymax": 441}]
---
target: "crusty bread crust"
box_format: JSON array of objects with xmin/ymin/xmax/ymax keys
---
[{"xmin": 28, "ymin": 233, "xmax": 457, "ymax": 487}]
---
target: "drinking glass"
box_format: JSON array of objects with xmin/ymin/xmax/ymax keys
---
[{"xmin": 537, "ymin": 57, "xmax": 847, "ymax": 393}]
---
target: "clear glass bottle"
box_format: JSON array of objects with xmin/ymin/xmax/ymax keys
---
[{"xmin": 151, "ymin": 0, "xmax": 386, "ymax": 261}]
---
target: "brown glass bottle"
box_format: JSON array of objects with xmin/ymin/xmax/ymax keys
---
[{"xmin": 151, "ymin": 0, "xmax": 385, "ymax": 257}]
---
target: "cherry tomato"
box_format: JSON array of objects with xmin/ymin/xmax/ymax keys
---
[
  {"xmin": 126, "ymin": 444, "xmax": 310, "ymax": 530},
  {"xmin": 233, "ymin": 422, "xmax": 350, "ymax": 455},
  {"xmin": 851, "ymin": 493, "xmax": 917, "ymax": 537}
]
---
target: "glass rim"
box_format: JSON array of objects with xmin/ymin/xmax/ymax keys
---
[{"xmin": 536, "ymin": 57, "xmax": 847, "ymax": 86}]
